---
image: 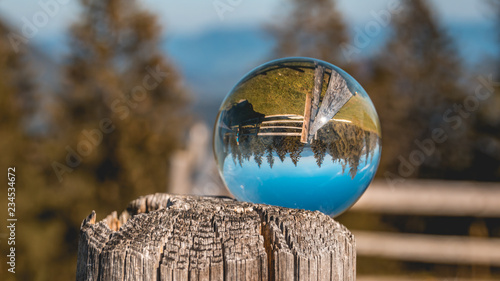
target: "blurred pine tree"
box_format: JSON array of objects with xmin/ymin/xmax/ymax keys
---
[
  {"xmin": 0, "ymin": 18, "xmax": 48, "ymax": 281},
  {"xmin": 370, "ymin": 0, "xmax": 472, "ymax": 179},
  {"xmin": 52, "ymin": 0, "xmax": 190, "ymax": 207},
  {"xmin": 469, "ymin": 0, "xmax": 500, "ymax": 181},
  {"xmin": 0, "ymin": 20, "xmax": 34, "ymax": 154},
  {"xmin": 268, "ymin": 0, "xmax": 350, "ymax": 68},
  {"xmin": 14, "ymin": 0, "xmax": 191, "ymax": 279}
]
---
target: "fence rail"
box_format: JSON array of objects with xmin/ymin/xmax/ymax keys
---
[
  {"xmin": 351, "ymin": 180, "xmax": 500, "ymax": 217},
  {"xmin": 351, "ymin": 179, "xmax": 500, "ymax": 280},
  {"xmin": 355, "ymin": 231, "xmax": 500, "ymax": 266},
  {"xmin": 229, "ymin": 114, "xmax": 305, "ymax": 138},
  {"xmin": 358, "ymin": 277, "xmax": 498, "ymax": 281}
]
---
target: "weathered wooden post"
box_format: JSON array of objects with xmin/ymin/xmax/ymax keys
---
[{"xmin": 76, "ymin": 193, "xmax": 355, "ymax": 280}]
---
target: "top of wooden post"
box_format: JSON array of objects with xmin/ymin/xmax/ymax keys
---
[{"xmin": 76, "ymin": 193, "xmax": 355, "ymax": 281}]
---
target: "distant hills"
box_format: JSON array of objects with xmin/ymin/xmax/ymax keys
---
[
  {"xmin": 29, "ymin": 22, "xmax": 497, "ymax": 127},
  {"xmin": 161, "ymin": 22, "xmax": 497, "ymax": 126}
]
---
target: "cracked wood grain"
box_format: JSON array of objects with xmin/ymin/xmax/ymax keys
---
[{"xmin": 76, "ymin": 194, "xmax": 355, "ymax": 281}]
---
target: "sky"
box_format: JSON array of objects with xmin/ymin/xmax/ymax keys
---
[
  {"xmin": 0, "ymin": 0, "xmax": 496, "ymax": 119},
  {"xmin": 222, "ymin": 145, "xmax": 381, "ymax": 216},
  {"xmin": 0, "ymin": 0, "xmax": 494, "ymax": 37}
]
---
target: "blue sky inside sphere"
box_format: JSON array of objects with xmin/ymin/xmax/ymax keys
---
[{"xmin": 222, "ymin": 143, "xmax": 381, "ymax": 216}]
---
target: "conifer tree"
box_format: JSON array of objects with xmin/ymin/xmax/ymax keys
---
[
  {"xmin": 0, "ymin": 20, "xmax": 34, "ymax": 151},
  {"xmin": 468, "ymin": 0, "xmax": 500, "ymax": 180},
  {"xmin": 52, "ymin": 0, "xmax": 189, "ymax": 209},
  {"xmin": 269, "ymin": 0, "xmax": 350, "ymax": 67},
  {"xmin": 0, "ymin": 18, "xmax": 55, "ymax": 280},
  {"xmin": 373, "ymin": 0, "xmax": 471, "ymax": 178}
]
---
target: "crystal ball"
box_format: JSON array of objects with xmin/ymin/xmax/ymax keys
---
[{"xmin": 213, "ymin": 57, "xmax": 381, "ymax": 216}]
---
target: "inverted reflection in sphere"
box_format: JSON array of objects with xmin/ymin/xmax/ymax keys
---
[{"xmin": 213, "ymin": 57, "xmax": 381, "ymax": 216}]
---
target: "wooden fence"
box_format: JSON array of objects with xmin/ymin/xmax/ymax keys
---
[
  {"xmin": 350, "ymin": 180, "xmax": 500, "ymax": 281},
  {"xmin": 230, "ymin": 114, "xmax": 304, "ymax": 137}
]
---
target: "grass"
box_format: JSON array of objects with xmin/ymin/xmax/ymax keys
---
[
  {"xmin": 226, "ymin": 64, "xmax": 314, "ymax": 115},
  {"xmin": 336, "ymin": 94, "xmax": 380, "ymax": 134}
]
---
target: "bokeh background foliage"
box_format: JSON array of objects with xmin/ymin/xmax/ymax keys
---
[{"xmin": 0, "ymin": 0, "xmax": 499, "ymax": 280}]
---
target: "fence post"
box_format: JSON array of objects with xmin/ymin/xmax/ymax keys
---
[{"xmin": 76, "ymin": 193, "xmax": 356, "ymax": 281}]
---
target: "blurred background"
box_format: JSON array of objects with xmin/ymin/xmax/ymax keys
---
[{"xmin": 0, "ymin": 0, "xmax": 499, "ymax": 280}]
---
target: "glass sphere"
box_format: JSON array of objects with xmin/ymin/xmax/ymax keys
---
[{"xmin": 213, "ymin": 57, "xmax": 381, "ymax": 216}]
